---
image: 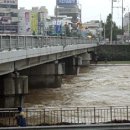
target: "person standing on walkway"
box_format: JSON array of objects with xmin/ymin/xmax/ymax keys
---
[{"xmin": 15, "ymin": 107, "xmax": 27, "ymax": 127}]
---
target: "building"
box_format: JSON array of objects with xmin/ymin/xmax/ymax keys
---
[
  {"xmin": 46, "ymin": 15, "xmax": 72, "ymax": 36},
  {"xmin": 83, "ymin": 20, "xmax": 103, "ymax": 39},
  {"xmin": 123, "ymin": 12, "xmax": 130, "ymax": 36},
  {"xmin": 55, "ymin": 0, "xmax": 81, "ymax": 23},
  {"xmin": 18, "ymin": 8, "xmax": 31, "ymax": 35},
  {"xmin": 37, "ymin": 6, "xmax": 48, "ymax": 35},
  {"xmin": 18, "ymin": 6, "xmax": 48, "ymax": 35},
  {"xmin": 31, "ymin": 7, "xmax": 39, "ymax": 35},
  {"xmin": 0, "ymin": 0, "xmax": 18, "ymax": 34},
  {"xmin": 18, "ymin": 5, "xmax": 72, "ymax": 36},
  {"xmin": 123, "ymin": 12, "xmax": 130, "ymax": 42}
]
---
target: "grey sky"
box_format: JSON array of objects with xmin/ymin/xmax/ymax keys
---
[{"xmin": 18, "ymin": 0, "xmax": 130, "ymax": 26}]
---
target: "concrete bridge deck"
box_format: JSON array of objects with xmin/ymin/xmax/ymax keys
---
[{"xmin": 0, "ymin": 35, "xmax": 97, "ymax": 75}]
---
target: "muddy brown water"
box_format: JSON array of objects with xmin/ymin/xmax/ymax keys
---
[{"xmin": 24, "ymin": 65, "xmax": 130, "ymax": 108}]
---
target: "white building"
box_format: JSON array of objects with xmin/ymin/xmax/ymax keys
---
[
  {"xmin": 18, "ymin": 8, "xmax": 31, "ymax": 35},
  {"xmin": 83, "ymin": 20, "xmax": 103, "ymax": 38},
  {"xmin": 123, "ymin": 12, "xmax": 130, "ymax": 36},
  {"xmin": 18, "ymin": 6, "xmax": 48, "ymax": 35}
]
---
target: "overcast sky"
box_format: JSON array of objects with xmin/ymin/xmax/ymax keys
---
[{"xmin": 18, "ymin": 0, "xmax": 130, "ymax": 26}]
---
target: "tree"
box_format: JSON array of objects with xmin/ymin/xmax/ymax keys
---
[{"xmin": 102, "ymin": 14, "xmax": 122, "ymax": 41}]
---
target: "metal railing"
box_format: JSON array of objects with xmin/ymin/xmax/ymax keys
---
[
  {"xmin": 0, "ymin": 35, "xmax": 97, "ymax": 51},
  {"xmin": 0, "ymin": 106, "xmax": 130, "ymax": 127}
]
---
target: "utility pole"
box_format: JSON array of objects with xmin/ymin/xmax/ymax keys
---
[
  {"xmin": 104, "ymin": 22, "xmax": 106, "ymax": 41},
  {"xmin": 110, "ymin": 0, "xmax": 113, "ymax": 44},
  {"xmin": 122, "ymin": 0, "xmax": 124, "ymax": 35},
  {"xmin": 121, "ymin": 0, "xmax": 124, "ymax": 43},
  {"xmin": 128, "ymin": 11, "xmax": 130, "ymax": 41}
]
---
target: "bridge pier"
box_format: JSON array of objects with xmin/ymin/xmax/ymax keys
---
[
  {"xmin": 81, "ymin": 53, "xmax": 91, "ymax": 66},
  {"xmin": 64, "ymin": 57, "xmax": 82, "ymax": 75},
  {"xmin": 22, "ymin": 62, "xmax": 64, "ymax": 88},
  {"xmin": 0, "ymin": 73, "xmax": 28, "ymax": 108}
]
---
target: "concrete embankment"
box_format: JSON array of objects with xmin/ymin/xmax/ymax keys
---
[{"xmin": 96, "ymin": 45, "xmax": 130, "ymax": 61}]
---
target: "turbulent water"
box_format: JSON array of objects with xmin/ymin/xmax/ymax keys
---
[{"xmin": 24, "ymin": 65, "xmax": 130, "ymax": 108}]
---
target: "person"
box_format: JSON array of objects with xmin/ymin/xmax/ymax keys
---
[{"xmin": 15, "ymin": 107, "xmax": 27, "ymax": 127}]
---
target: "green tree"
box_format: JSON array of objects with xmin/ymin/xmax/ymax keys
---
[{"xmin": 103, "ymin": 14, "xmax": 122, "ymax": 41}]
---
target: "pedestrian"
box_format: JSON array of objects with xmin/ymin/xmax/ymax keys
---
[{"xmin": 15, "ymin": 107, "xmax": 27, "ymax": 127}]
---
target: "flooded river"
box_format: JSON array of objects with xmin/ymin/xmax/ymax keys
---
[{"xmin": 25, "ymin": 65, "xmax": 130, "ymax": 108}]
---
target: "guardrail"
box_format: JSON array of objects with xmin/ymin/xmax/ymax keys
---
[
  {"xmin": 1, "ymin": 124, "xmax": 130, "ymax": 130},
  {"xmin": 0, "ymin": 106, "xmax": 130, "ymax": 127},
  {"xmin": 0, "ymin": 35, "xmax": 97, "ymax": 51}
]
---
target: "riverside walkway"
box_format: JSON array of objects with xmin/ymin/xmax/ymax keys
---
[
  {"xmin": 1, "ymin": 124, "xmax": 130, "ymax": 130},
  {"xmin": 0, "ymin": 106, "xmax": 130, "ymax": 127}
]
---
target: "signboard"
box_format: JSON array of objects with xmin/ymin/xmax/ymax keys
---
[
  {"xmin": 0, "ymin": 16, "xmax": 11, "ymax": 24},
  {"xmin": 0, "ymin": 0, "xmax": 18, "ymax": 4},
  {"xmin": 31, "ymin": 13, "xmax": 38, "ymax": 34},
  {"xmin": 58, "ymin": 8, "xmax": 79, "ymax": 14},
  {"xmin": 25, "ymin": 12, "xmax": 31, "ymax": 33},
  {"xmin": 57, "ymin": 0, "xmax": 77, "ymax": 6},
  {"xmin": 55, "ymin": 25, "xmax": 62, "ymax": 34},
  {"xmin": 53, "ymin": 20, "xmax": 62, "ymax": 25}
]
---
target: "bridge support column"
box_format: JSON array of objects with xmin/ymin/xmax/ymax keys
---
[
  {"xmin": 64, "ymin": 57, "xmax": 82, "ymax": 75},
  {"xmin": 81, "ymin": 53, "xmax": 91, "ymax": 66},
  {"xmin": 0, "ymin": 74, "xmax": 28, "ymax": 108},
  {"xmin": 27, "ymin": 62, "xmax": 64, "ymax": 88}
]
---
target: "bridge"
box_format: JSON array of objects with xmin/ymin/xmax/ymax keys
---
[{"xmin": 0, "ymin": 35, "xmax": 97, "ymax": 108}]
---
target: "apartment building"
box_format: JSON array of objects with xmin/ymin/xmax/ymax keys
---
[
  {"xmin": 55, "ymin": 0, "xmax": 81, "ymax": 23},
  {"xmin": 0, "ymin": 0, "xmax": 18, "ymax": 34},
  {"xmin": 18, "ymin": 8, "xmax": 31, "ymax": 35}
]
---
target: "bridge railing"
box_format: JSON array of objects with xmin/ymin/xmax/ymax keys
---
[
  {"xmin": 0, "ymin": 106, "xmax": 130, "ymax": 127},
  {"xmin": 0, "ymin": 35, "xmax": 98, "ymax": 51}
]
